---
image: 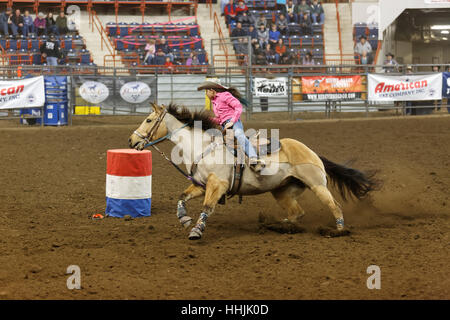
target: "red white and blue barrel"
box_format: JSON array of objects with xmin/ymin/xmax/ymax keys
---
[{"xmin": 105, "ymin": 149, "xmax": 152, "ymax": 218}]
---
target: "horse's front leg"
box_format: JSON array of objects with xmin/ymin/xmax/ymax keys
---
[
  {"xmin": 189, "ymin": 173, "xmax": 229, "ymax": 240},
  {"xmin": 177, "ymin": 184, "xmax": 205, "ymax": 228}
]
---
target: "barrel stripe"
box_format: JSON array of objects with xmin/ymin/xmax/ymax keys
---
[
  {"xmin": 107, "ymin": 149, "xmax": 152, "ymax": 177},
  {"xmin": 105, "ymin": 198, "xmax": 152, "ymax": 218},
  {"xmin": 106, "ymin": 175, "xmax": 152, "ymax": 199}
]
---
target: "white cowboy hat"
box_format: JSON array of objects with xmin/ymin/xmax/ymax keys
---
[{"xmin": 197, "ymin": 78, "xmax": 229, "ymax": 91}]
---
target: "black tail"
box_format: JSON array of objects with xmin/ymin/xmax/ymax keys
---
[{"xmin": 319, "ymin": 156, "xmax": 379, "ymax": 201}]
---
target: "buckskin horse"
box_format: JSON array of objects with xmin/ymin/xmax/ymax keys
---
[{"xmin": 129, "ymin": 103, "xmax": 377, "ymax": 240}]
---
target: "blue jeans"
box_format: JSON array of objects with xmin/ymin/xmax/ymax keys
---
[
  {"xmin": 312, "ymin": 13, "xmax": 325, "ymax": 24},
  {"xmin": 24, "ymin": 24, "xmax": 35, "ymax": 37},
  {"xmin": 46, "ymin": 56, "xmax": 58, "ymax": 66},
  {"xmin": 223, "ymin": 119, "xmax": 258, "ymax": 159}
]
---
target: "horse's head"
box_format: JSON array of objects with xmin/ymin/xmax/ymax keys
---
[{"xmin": 129, "ymin": 102, "xmax": 169, "ymax": 150}]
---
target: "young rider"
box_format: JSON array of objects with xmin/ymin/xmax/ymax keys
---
[{"xmin": 197, "ymin": 79, "xmax": 265, "ymax": 171}]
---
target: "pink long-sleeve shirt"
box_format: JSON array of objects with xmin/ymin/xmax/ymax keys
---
[{"xmin": 211, "ymin": 91, "xmax": 243, "ymax": 125}]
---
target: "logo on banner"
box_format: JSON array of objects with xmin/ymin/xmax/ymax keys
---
[
  {"xmin": 120, "ymin": 81, "xmax": 151, "ymax": 104},
  {"xmin": 27, "ymin": 94, "xmax": 35, "ymax": 104},
  {"xmin": 79, "ymin": 81, "xmax": 109, "ymax": 104},
  {"xmin": 254, "ymin": 78, "xmax": 287, "ymax": 97}
]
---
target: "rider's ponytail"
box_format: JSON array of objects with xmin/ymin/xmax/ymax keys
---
[{"xmin": 214, "ymin": 86, "xmax": 249, "ymax": 107}]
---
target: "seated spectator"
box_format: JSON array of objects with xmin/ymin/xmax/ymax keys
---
[
  {"xmin": 0, "ymin": 8, "xmax": 12, "ymax": 36},
  {"xmin": 283, "ymin": 0, "xmax": 297, "ymax": 23},
  {"xmin": 46, "ymin": 12, "xmax": 57, "ymax": 35},
  {"xmin": 156, "ymin": 38, "xmax": 174, "ymax": 61},
  {"xmin": 56, "ymin": 11, "xmax": 68, "ymax": 35},
  {"xmin": 257, "ymin": 24, "xmax": 268, "ymax": 49},
  {"xmin": 23, "ymin": 10, "xmax": 34, "ymax": 37},
  {"xmin": 154, "ymin": 48, "xmax": 166, "ymax": 65},
  {"xmin": 302, "ymin": 51, "xmax": 315, "ymax": 65},
  {"xmin": 383, "ymin": 53, "xmax": 398, "ymax": 73},
  {"xmin": 269, "ymin": 24, "xmax": 281, "ymax": 49},
  {"xmin": 275, "ymin": 39, "xmax": 287, "ymax": 63},
  {"xmin": 276, "ymin": 13, "xmax": 289, "ymax": 36},
  {"xmin": 231, "ymin": 22, "xmax": 248, "ymax": 54},
  {"xmin": 144, "ymin": 39, "xmax": 156, "ymax": 65},
  {"xmin": 164, "ymin": 56, "xmax": 174, "ymax": 71},
  {"xmin": 186, "ymin": 52, "xmax": 199, "ymax": 66},
  {"xmin": 11, "ymin": 9, "xmax": 24, "ymax": 36},
  {"xmin": 310, "ymin": 0, "xmax": 325, "ymax": 25},
  {"xmin": 248, "ymin": 24, "xmax": 258, "ymax": 46},
  {"xmin": 280, "ymin": 51, "xmax": 294, "ymax": 65},
  {"xmin": 354, "ymin": 35, "xmax": 372, "ymax": 63},
  {"xmin": 264, "ymin": 43, "xmax": 277, "ymax": 64},
  {"xmin": 235, "ymin": 0, "xmax": 248, "ymax": 17},
  {"xmin": 34, "ymin": 12, "xmax": 46, "ymax": 36},
  {"xmin": 256, "ymin": 13, "xmax": 268, "ymax": 29},
  {"xmin": 221, "ymin": 0, "xmax": 230, "ymax": 15},
  {"xmin": 224, "ymin": 0, "xmax": 237, "ymax": 26},
  {"xmin": 237, "ymin": 12, "xmax": 255, "ymax": 27},
  {"xmin": 299, "ymin": 12, "xmax": 312, "ymax": 35},
  {"xmin": 296, "ymin": 0, "xmax": 311, "ymax": 17}
]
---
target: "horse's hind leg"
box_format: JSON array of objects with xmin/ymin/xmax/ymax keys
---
[
  {"xmin": 189, "ymin": 173, "xmax": 229, "ymax": 240},
  {"xmin": 177, "ymin": 184, "xmax": 205, "ymax": 228},
  {"xmin": 292, "ymin": 164, "xmax": 344, "ymax": 231},
  {"xmin": 271, "ymin": 183, "xmax": 306, "ymax": 224}
]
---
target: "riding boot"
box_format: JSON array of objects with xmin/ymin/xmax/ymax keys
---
[{"xmin": 249, "ymin": 157, "xmax": 266, "ymax": 173}]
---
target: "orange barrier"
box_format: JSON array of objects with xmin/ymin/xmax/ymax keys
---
[{"xmin": 335, "ymin": 0, "xmax": 343, "ymax": 63}]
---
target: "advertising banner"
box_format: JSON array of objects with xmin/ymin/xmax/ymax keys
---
[
  {"xmin": 254, "ymin": 77, "xmax": 288, "ymax": 97},
  {"xmin": 0, "ymin": 76, "xmax": 45, "ymax": 109},
  {"xmin": 301, "ymin": 75, "xmax": 364, "ymax": 101},
  {"xmin": 442, "ymin": 72, "xmax": 450, "ymax": 98},
  {"xmin": 368, "ymin": 73, "xmax": 442, "ymax": 101}
]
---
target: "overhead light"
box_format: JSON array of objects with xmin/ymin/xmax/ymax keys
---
[
  {"xmin": 431, "ymin": 25, "xmax": 450, "ymax": 30},
  {"xmin": 441, "ymin": 30, "xmax": 449, "ymax": 34},
  {"xmin": 443, "ymin": 37, "xmax": 448, "ymax": 40}
]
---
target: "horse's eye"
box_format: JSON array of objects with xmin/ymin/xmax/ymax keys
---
[{"xmin": 146, "ymin": 119, "xmax": 152, "ymax": 123}]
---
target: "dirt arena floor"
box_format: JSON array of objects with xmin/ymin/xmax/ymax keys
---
[{"xmin": 0, "ymin": 113, "xmax": 449, "ymax": 300}]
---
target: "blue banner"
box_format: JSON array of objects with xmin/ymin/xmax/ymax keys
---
[{"xmin": 443, "ymin": 72, "xmax": 450, "ymax": 98}]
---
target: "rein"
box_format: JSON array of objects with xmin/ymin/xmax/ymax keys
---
[{"xmin": 134, "ymin": 108, "xmax": 206, "ymax": 189}]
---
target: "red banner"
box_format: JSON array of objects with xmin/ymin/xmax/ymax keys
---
[{"xmin": 301, "ymin": 75, "xmax": 364, "ymax": 94}]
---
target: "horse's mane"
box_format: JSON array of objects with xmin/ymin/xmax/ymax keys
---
[{"xmin": 167, "ymin": 103, "xmax": 220, "ymax": 131}]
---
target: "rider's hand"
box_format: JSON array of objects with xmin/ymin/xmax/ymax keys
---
[{"xmin": 224, "ymin": 121, "xmax": 234, "ymax": 130}]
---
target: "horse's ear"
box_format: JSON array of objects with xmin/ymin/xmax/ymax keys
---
[{"xmin": 150, "ymin": 102, "xmax": 161, "ymax": 113}]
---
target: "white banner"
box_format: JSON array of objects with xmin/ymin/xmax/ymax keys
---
[
  {"xmin": 0, "ymin": 76, "xmax": 45, "ymax": 109},
  {"xmin": 254, "ymin": 77, "xmax": 287, "ymax": 97},
  {"xmin": 368, "ymin": 73, "xmax": 442, "ymax": 101}
]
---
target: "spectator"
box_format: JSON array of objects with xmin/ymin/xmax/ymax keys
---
[
  {"xmin": 432, "ymin": 65, "xmax": 440, "ymax": 72},
  {"xmin": 310, "ymin": 0, "xmax": 325, "ymax": 25},
  {"xmin": 355, "ymin": 36, "xmax": 372, "ymax": 57},
  {"xmin": 156, "ymin": 38, "xmax": 174, "ymax": 61},
  {"xmin": 257, "ymin": 24, "xmax": 268, "ymax": 49},
  {"xmin": 154, "ymin": 48, "xmax": 166, "ymax": 65},
  {"xmin": 256, "ymin": 13, "xmax": 268, "ymax": 29},
  {"xmin": 296, "ymin": 0, "xmax": 311, "ymax": 17},
  {"xmin": 11, "ymin": 9, "xmax": 24, "ymax": 36},
  {"xmin": 280, "ymin": 51, "xmax": 294, "ymax": 65},
  {"xmin": 383, "ymin": 52, "xmax": 398, "ymax": 73},
  {"xmin": 0, "ymin": 8, "xmax": 12, "ymax": 36},
  {"xmin": 144, "ymin": 39, "xmax": 156, "ymax": 65},
  {"xmin": 221, "ymin": 0, "xmax": 230, "ymax": 15},
  {"xmin": 252, "ymin": 42, "xmax": 267, "ymax": 66},
  {"xmin": 231, "ymin": 22, "xmax": 248, "ymax": 55},
  {"xmin": 224, "ymin": 0, "xmax": 237, "ymax": 26},
  {"xmin": 405, "ymin": 65, "xmax": 414, "ymax": 115},
  {"xmin": 247, "ymin": 24, "xmax": 258, "ymax": 46},
  {"xmin": 283, "ymin": 0, "xmax": 297, "ymax": 23},
  {"xmin": 237, "ymin": 12, "xmax": 255, "ymax": 27},
  {"xmin": 23, "ymin": 10, "xmax": 34, "ymax": 37},
  {"xmin": 34, "ymin": 12, "xmax": 46, "ymax": 36},
  {"xmin": 264, "ymin": 43, "xmax": 277, "ymax": 64},
  {"xmin": 235, "ymin": 0, "xmax": 248, "ymax": 17},
  {"xmin": 40, "ymin": 33, "xmax": 61, "ymax": 66},
  {"xmin": 276, "ymin": 13, "xmax": 289, "ymax": 36},
  {"xmin": 186, "ymin": 52, "xmax": 199, "ymax": 66},
  {"xmin": 56, "ymin": 11, "xmax": 68, "ymax": 35},
  {"xmin": 268, "ymin": 24, "xmax": 281, "ymax": 49},
  {"xmin": 299, "ymin": 12, "xmax": 312, "ymax": 35},
  {"xmin": 302, "ymin": 51, "xmax": 315, "ymax": 65},
  {"xmin": 275, "ymin": 39, "xmax": 287, "ymax": 64},
  {"xmin": 164, "ymin": 56, "xmax": 174, "ymax": 71},
  {"xmin": 46, "ymin": 12, "xmax": 57, "ymax": 35}
]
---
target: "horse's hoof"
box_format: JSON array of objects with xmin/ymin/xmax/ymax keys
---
[
  {"xmin": 179, "ymin": 216, "xmax": 192, "ymax": 229},
  {"xmin": 188, "ymin": 228, "xmax": 202, "ymax": 240}
]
